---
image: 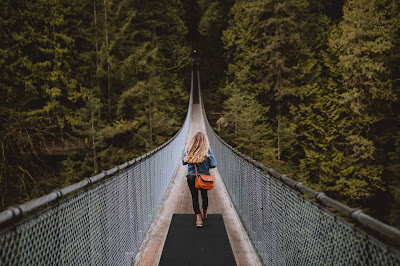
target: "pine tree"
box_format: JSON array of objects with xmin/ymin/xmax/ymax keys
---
[
  {"xmin": 0, "ymin": 0, "xmax": 190, "ymax": 209},
  {"xmin": 222, "ymin": 0, "xmax": 311, "ymax": 172},
  {"xmin": 220, "ymin": 89, "xmax": 270, "ymax": 161},
  {"xmin": 326, "ymin": 0, "xmax": 398, "ymax": 203},
  {"xmin": 0, "ymin": 0, "xmax": 84, "ymax": 207}
]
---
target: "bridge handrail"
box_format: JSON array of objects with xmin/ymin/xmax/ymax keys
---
[
  {"xmin": 208, "ymin": 130, "xmax": 400, "ymax": 245},
  {"xmin": 0, "ymin": 130, "xmax": 181, "ymax": 226}
]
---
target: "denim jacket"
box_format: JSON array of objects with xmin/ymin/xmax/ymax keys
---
[{"xmin": 182, "ymin": 148, "xmax": 217, "ymax": 175}]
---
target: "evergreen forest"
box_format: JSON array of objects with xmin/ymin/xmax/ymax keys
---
[
  {"xmin": 1, "ymin": 0, "xmax": 190, "ymax": 210},
  {"xmin": 1, "ymin": 0, "xmax": 400, "ymax": 229}
]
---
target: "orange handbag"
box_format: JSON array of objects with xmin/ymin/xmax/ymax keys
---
[{"xmin": 194, "ymin": 164, "xmax": 215, "ymax": 190}]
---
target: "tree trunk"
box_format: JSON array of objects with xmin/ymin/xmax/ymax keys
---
[
  {"xmin": 92, "ymin": 0, "xmax": 99, "ymax": 173},
  {"xmin": 149, "ymin": 90, "xmax": 153, "ymax": 148},
  {"xmin": 91, "ymin": 109, "xmax": 98, "ymax": 173},
  {"xmin": 104, "ymin": 0, "xmax": 111, "ymax": 123},
  {"xmin": 250, "ymin": 126, "xmax": 253, "ymax": 158},
  {"xmin": 277, "ymin": 111, "xmax": 281, "ymax": 172},
  {"xmin": 94, "ymin": 0, "xmax": 99, "ymax": 71}
]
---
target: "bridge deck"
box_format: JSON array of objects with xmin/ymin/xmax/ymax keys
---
[{"xmin": 133, "ymin": 73, "xmax": 261, "ymax": 265}]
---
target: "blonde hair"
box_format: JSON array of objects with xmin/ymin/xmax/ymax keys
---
[{"xmin": 184, "ymin": 132, "xmax": 210, "ymax": 164}]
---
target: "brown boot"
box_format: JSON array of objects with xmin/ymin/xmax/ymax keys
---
[
  {"xmin": 202, "ymin": 209, "xmax": 207, "ymax": 219},
  {"xmin": 196, "ymin": 214, "xmax": 203, "ymax": 228}
]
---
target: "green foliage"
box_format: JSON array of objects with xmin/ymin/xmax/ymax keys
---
[
  {"xmin": 324, "ymin": 0, "xmax": 400, "ymax": 204},
  {"xmin": 219, "ymin": 89, "xmax": 269, "ymax": 160},
  {"xmin": 0, "ymin": 0, "xmax": 190, "ymax": 210},
  {"xmin": 2, "ymin": 0, "xmax": 400, "ymax": 229},
  {"xmin": 210, "ymin": 0, "xmax": 400, "ymax": 226},
  {"xmin": 221, "ymin": 0, "xmax": 312, "ymax": 174}
]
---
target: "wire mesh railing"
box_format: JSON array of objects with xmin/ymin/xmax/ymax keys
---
[
  {"xmin": 203, "ymin": 106, "xmax": 400, "ymax": 265},
  {"xmin": 0, "ymin": 103, "xmax": 191, "ymax": 266}
]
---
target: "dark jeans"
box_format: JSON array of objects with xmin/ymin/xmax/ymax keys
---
[{"xmin": 186, "ymin": 175, "xmax": 208, "ymax": 214}]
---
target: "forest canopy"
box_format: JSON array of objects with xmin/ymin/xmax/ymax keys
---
[
  {"xmin": 1, "ymin": 0, "xmax": 400, "ymax": 229},
  {"xmin": 197, "ymin": 0, "xmax": 400, "ymax": 228},
  {"xmin": 0, "ymin": 0, "xmax": 190, "ymax": 209}
]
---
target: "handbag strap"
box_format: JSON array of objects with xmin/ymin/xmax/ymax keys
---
[{"xmin": 194, "ymin": 163, "xmax": 198, "ymax": 177}]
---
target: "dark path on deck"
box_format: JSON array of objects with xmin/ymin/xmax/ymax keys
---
[{"xmin": 159, "ymin": 214, "xmax": 236, "ymax": 266}]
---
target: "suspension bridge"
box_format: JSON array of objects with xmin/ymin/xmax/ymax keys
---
[{"xmin": 1, "ymin": 65, "xmax": 400, "ymax": 265}]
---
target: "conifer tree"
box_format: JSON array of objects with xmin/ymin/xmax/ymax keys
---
[
  {"xmin": 327, "ymin": 0, "xmax": 397, "ymax": 203},
  {"xmin": 220, "ymin": 89, "xmax": 269, "ymax": 161},
  {"xmin": 222, "ymin": 0, "xmax": 310, "ymax": 172},
  {"xmin": 0, "ymin": 0, "xmax": 190, "ymax": 209},
  {"xmin": 0, "ymin": 0, "xmax": 85, "ymax": 206}
]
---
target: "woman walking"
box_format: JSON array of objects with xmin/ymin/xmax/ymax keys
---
[{"xmin": 183, "ymin": 132, "xmax": 217, "ymax": 227}]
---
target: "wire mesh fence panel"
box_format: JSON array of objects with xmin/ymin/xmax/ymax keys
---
[
  {"xmin": 204, "ymin": 109, "xmax": 400, "ymax": 266},
  {"xmin": 0, "ymin": 106, "xmax": 191, "ymax": 266}
]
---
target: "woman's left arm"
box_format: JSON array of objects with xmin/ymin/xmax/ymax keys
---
[{"xmin": 209, "ymin": 149, "xmax": 217, "ymax": 168}]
